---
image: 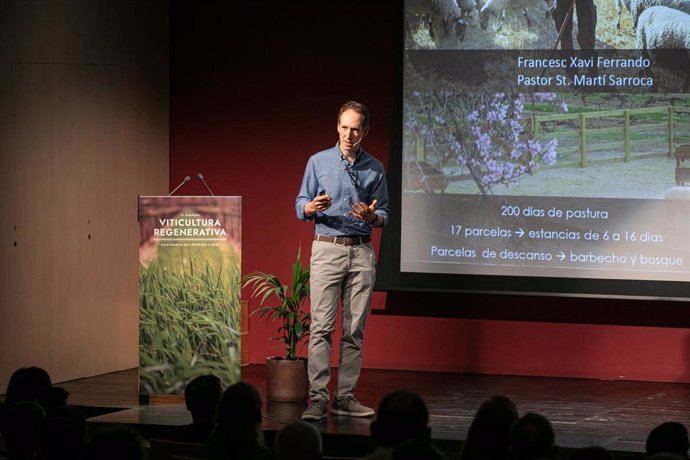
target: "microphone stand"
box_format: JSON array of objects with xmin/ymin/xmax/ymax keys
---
[
  {"xmin": 168, "ymin": 176, "xmax": 191, "ymax": 196},
  {"xmin": 197, "ymin": 173, "xmax": 215, "ymax": 196}
]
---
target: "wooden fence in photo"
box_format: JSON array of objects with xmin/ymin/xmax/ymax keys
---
[{"xmin": 531, "ymin": 105, "xmax": 690, "ymax": 168}]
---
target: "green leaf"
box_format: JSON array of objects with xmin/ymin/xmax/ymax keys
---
[{"xmin": 241, "ymin": 247, "xmax": 311, "ymax": 360}]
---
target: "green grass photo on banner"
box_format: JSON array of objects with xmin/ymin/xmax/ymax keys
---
[{"xmin": 139, "ymin": 208, "xmax": 241, "ymax": 395}]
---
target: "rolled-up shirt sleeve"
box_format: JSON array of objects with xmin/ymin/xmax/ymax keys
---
[
  {"xmin": 371, "ymin": 168, "xmax": 390, "ymax": 226},
  {"xmin": 295, "ymin": 157, "xmax": 318, "ymax": 221}
]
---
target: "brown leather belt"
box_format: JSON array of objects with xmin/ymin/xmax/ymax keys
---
[{"xmin": 314, "ymin": 234, "xmax": 371, "ymax": 246}]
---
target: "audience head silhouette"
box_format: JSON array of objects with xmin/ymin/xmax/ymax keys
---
[
  {"xmin": 36, "ymin": 386, "xmax": 70, "ymax": 416},
  {"xmin": 37, "ymin": 415, "xmax": 85, "ymax": 460},
  {"xmin": 0, "ymin": 401, "xmax": 46, "ymax": 460},
  {"xmin": 569, "ymin": 446, "xmax": 615, "ymax": 460},
  {"xmin": 370, "ymin": 390, "xmax": 430, "ymax": 448},
  {"xmin": 215, "ymin": 381, "xmax": 262, "ymax": 436},
  {"xmin": 185, "ymin": 374, "xmax": 222, "ymax": 423},
  {"xmin": 460, "ymin": 394, "xmax": 518, "ymax": 460},
  {"xmin": 4, "ymin": 367, "xmax": 52, "ymax": 404},
  {"xmin": 83, "ymin": 426, "xmax": 146, "ymax": 460},
  {"xmin": 648, "ymin": 454, "xmax": 687, "ymax": 460},
  {"xmin": 646, "ymin": 422, "xmax": 690, "ymax": 458},
  {"xmin": 274, "ymin": 421, "xmax": 323, "ymax": 460},
  {"xmin": 206, "ymin": 381, "xmax": 271, "ymax": 460},
  {"xmin": 6, "ymin": 365, "xmax": 689, "ymax": 460},
  {"xmin": 510, "ymin": 412, "xmax": 557, "ymax": 460},
  {"xmin": 393, "ymin": 439, "xmax": 448, "ymax": 460}
]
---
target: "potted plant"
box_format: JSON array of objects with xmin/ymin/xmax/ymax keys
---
[{"xmin": 242, "ymin": 250, "xmax": 311, "ymax": 401}]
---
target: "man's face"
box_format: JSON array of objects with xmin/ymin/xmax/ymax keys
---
[{"xmin": 337, "ymin": 109, "xmax": 367, "ymax": 157}]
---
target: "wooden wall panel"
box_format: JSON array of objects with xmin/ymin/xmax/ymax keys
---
[
  {"xmin": 0, "ymin": 0, "xmax": 121, "ymax": 65},
  {"xmin": 0, "ymin": 0, "xmax": 50, "ymax": 63},
  {"xmin": 0, "ymin": 64, "xmax": 15, "ymax": 384},
  {"xmin": 106, "ymin": 70, "xmax": 169, "ymax": 371},
  {"xmin": 49, "ymin": 64, "xmax": 99, "ymax": 382},
  {"xmin": 0, "ymin": 65, "xmax": 11, "ymax": 257},
  {"xmin": 0, "ymin": 64, "xmax": 53, "ymax": 385},
  {"xmin": 0, "ymin": 0, "xmax": 168, "ymax": 388},
  {"xmin": 88, "ymin": 67, "xmax": 134, "ymax": 376}
]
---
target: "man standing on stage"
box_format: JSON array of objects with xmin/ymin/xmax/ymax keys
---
[{"xmin": 295, "ymin": 101, "xmax": 389, "ymax": 422}]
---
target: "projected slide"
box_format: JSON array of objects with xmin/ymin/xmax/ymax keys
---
[{"xmin": 402, "ymin": 0, "xmax": 690, "ymax": 284}]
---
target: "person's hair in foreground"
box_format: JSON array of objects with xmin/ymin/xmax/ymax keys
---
[
  {"xmin": 274, "ymin": 421, "xmax": 322, "ymax": 460},
  {"xmin": 206, "ymin": 381, "xmax": 271, "ymax": 460},
  {"xmin": 393, "ymin": 439, "xmax": 448, "ymax": 460},
  {"xmin": 460, "ymin": 394, "xmax": 518, "ymax": 460},
  {"xmin": 646, "ymin": 422, "xmax": 690, "ymax": 459},
  {"xmin": 510, "ymin": 412, "xmax": 557, "ymax": 460},
  {"xmin": 338, "ymin": 100, "xmax": 369, "ymax": 131},
  {"xmin": 185, "ymin": 374, "xmax": 222, "ymax": 423},
  {"xmin": 370, "ymin": 390, "xmax": 430, "ymax": 448},
  {"xmin": 569, "ymin": 446, "xmax": 616, "ymax": 460},
  {"xmin": 83, "ymin": 426, "xmax": 146, "ymax": 460},
  {"xmin": 4, "ymin": 367, "xmax": 52, "ymax": 404}
]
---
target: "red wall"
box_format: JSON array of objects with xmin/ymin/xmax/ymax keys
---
[{"xmin": 169, "ymin": 1, "xmax": 690, "ymax": 383}]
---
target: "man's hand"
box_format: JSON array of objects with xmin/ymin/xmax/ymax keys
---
[
  {"xmin": 305, "ymin": 193, "xmax": 332, "ymax": 217},
  {"xmin": 349, "ymin": 199, "xmax": 378, "ymax": 225}
]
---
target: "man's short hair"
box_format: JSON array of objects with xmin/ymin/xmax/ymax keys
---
[{"xmin": 338, "ymin": 101, "xmax": 369, "ymax": 131}]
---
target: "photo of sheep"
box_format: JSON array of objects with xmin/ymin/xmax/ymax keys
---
[
  {"xmin": 407, "ymin": 0, "xmax": 556, "ymax": 49},
  {"xmin": 405, "ymin": 0, "xmax": 690, "ymax": 92},
  {"xmin": 403, "ymin": 0, "xmax": 690, "ymax": 199},
  {"xmin": 406, "ymin": 0, "xmax": 690, "ymax": 53}
]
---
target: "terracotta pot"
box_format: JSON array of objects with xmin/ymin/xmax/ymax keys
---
[{"xmin": 265, "ymin": 357, "xmax": 308, "ymax": 402}]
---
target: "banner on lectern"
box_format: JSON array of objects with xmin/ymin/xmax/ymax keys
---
[{"xmin": 138, "ymin": 196, "xmax": 241, "ymax": 396}]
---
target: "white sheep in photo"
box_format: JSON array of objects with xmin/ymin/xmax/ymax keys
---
[
  {"xmin": 407, "ymin": 0, "xmax": 473, "ymax": 46},
  {"xmin": 479, "ymin": 0, "xmax": 549, "ymax": 30},
  {"xmin": 635, "ymin": 5, "xmax": 690, "ymax": 91},
  {"xmin": 630, "ymin": 0, "xmax": 690, "ymax": 28}
]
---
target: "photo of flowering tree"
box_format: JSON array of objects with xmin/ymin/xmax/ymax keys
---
[
  {"xmin": 405, "ymin": 87, "xmax": 561, "ymax": 195},
  {"xmin": 404, "ymin": 48, "xmax": 690, "ymax": 199}
]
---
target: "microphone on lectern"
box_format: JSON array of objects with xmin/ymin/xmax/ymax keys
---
[
  {"xmin": 197, "ymin": 173, "xmax": 215, "ymax": 196},
  {"xmin": 168, "ymin": 176, "xmax": 191, "ymax": 196}
]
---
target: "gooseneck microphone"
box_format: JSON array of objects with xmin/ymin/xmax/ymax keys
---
[
  {"xmin": 168, "ymin": 175, "xmax": 191, "ymax": 196},
  {"xmin": 197, "ymin": 173, "xmax": 215, "ymax": 196}
]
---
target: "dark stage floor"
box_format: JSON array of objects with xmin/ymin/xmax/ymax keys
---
[{"xmin": 60, "ymin": 366, "xmax": 690, "ymax": 458}]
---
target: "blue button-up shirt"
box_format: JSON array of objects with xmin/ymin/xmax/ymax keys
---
[{"xmin": 295, "ymin": 143, "xmax": 390, "ymax": 237}]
